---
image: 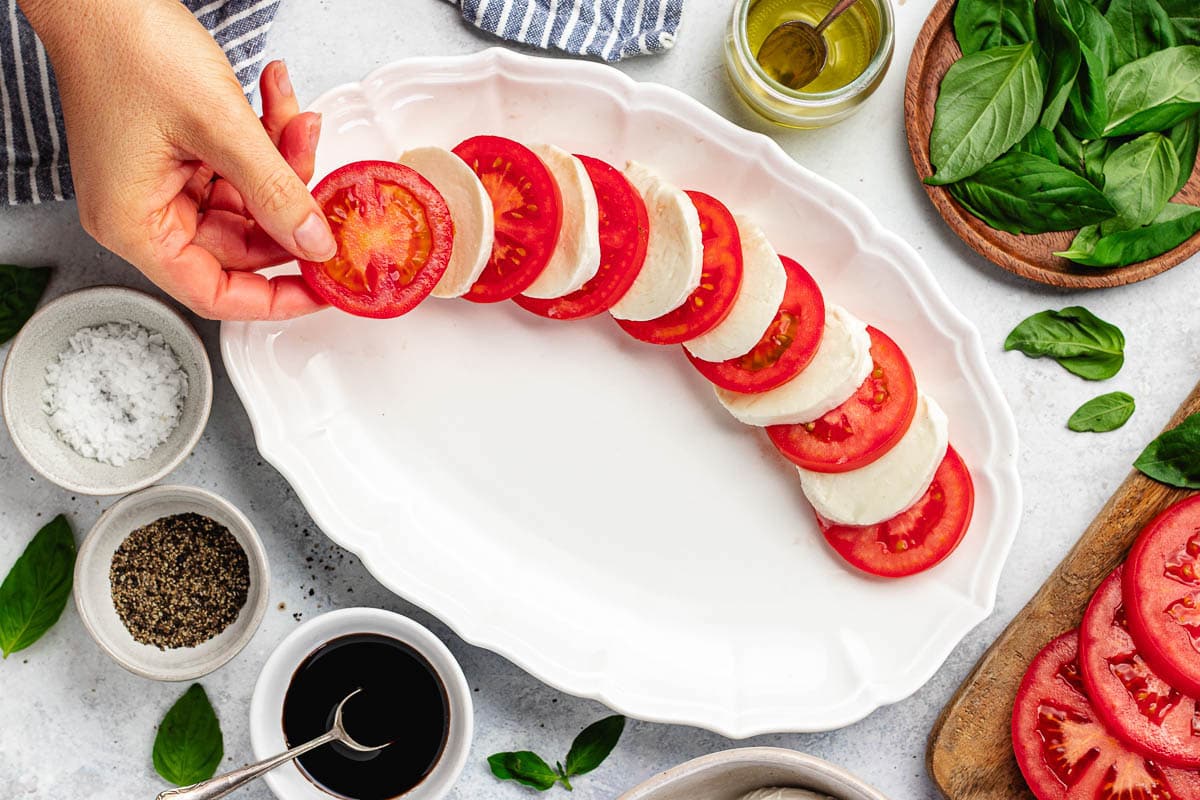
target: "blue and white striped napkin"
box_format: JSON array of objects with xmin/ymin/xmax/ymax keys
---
[
  {"xmin": 454, "ymin": 0, "xmax": 684, "ymax": 62},
  {"xmin": 0, "ymin": 0, "xmax": 281, "ymax": 205}
]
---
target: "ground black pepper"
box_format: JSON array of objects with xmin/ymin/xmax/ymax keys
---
[{"xmin": 109, "ymin": 512, "xmax": 250, "ymax": 649}]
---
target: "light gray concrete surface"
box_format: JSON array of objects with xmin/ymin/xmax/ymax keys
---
[{"xmin": 2, "ymin": 1, "xmax": 1199, "ymax": 798}]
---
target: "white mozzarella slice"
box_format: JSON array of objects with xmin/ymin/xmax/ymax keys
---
[
  {"xmin": 609, "ymin": 161, "xmax": 703, "ymax": 321},
  {"xmin": 740, "ymin": 790, "xmax": 834, "ymax": 800},
  {"xmin": 521, "ymin": 144, "xmax": 601, "ymax": 299},
  {"xmin": 797, "ymin": 394, "xmax": 950, "ymax": 527},
  {"xmin": 714, "ymin": 305, "xmax": 871, "ymax": 427},
  {"xmin": 398, "ymin": 146, "xmax": 493, "ymax": 299},
  {"xmin": 685, "ymin": 215, "xmax": 787, "ymax": 362}
]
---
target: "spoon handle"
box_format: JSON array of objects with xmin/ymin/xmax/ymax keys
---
[
  {"xmin": 155, "ymin": 731, "xmax": 340, "ymax": 800},
  {"xmin": 815, "ymin": 0, "xmax": 859, "ymax": 33}
]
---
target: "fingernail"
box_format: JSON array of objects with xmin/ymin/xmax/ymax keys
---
[
  {"xmin": 276, "ymin": 61, "xmax": 294, "ymax": 98},
  {"xmin": 309, "ymin": 114, "xmax": 322, "ymax": 150},
  {"xmin": 295, "ymin": 212, "xmax": 336, "ymax": 261}
]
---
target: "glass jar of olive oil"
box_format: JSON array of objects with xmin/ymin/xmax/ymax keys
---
[{"xmin": 725, "ymin": 0, "xmax": 895, "ymax": 128}]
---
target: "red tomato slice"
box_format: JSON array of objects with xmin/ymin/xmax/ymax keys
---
[
  {"xmin": 299, "ymin": 160, "xmax": 453, "ymax": 318},
  {"xmin": 1081, "ymin": 565, "xmax": 1200, "ymax": 768},
  {"xmin": 686, "ymin": 255, "xmax": 824, "ymax": 393},
  {"xmin": 616, "ymin": 191, "xmax": 743, "ymax": 345},
  {"xmin": 1124, "ymin": 494, "xmax": 1200, "ymax": 699},
  {"xmin": 514, "ymin": 155, "xmax": 648, "ymax": 320},
  {"xmin": 818, "ymin": 446, "xmax": 973, "ymax": 578},
  {"xmin": 452, "ymin": 136, "xmax": 562, "ymax": 303},
  {"xmin": 1013, "ymin": 630, "xmax": 1200, "ymax": 800},
  {"xmin": 767, "ymin": 327, "xmax": 918, "ymax": 473}
]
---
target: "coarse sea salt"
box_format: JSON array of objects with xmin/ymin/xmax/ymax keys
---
[{"xmin": 43, "ymin": 321, "xmax": 189, "ymax": 467}]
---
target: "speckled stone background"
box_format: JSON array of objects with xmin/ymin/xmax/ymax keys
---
[{"xmin": 2, "ymin": 1, "xmax": 1199, "ymax": 798}]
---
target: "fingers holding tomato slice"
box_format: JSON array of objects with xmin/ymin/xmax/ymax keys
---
[
  {"xmin": 453, "ymin": 136, "xmax": 562, "ymax": 303},
  {"xmin": 768, "ymin": 327, "xmax": 918, "ymax": 473},
  {"xmin": 514, "ymin": 155, "xmax": 649, "ymax": 320},
  {"xmin": 817, "ymin": 446, "xmax": 973, "ymax": 578},
  {"xmin": 299, "ymin": 160, "xmax": 454, "ymax": 318}
]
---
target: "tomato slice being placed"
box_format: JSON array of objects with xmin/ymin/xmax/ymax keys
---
[
  {"xmin": 514, "ymin": 155, "xmax": 649, "ymax": 320},
  {"xmin": 768, "ymin": 327, "xmax": 918, "ymax": 473},
  {"xmin": 686, "ymin": 255, "xmax": 824, "ymax": 393},
  {"xmin": 1124, "ymin": 494, "xmax": 1200, "ymax": 699},
  {"xmin": 1081, "ymin": 565, "xmax": 1200, "ymax": 768},
  {"xmin": 818, "ymin": 446, "xmax": 973, "ymax": 578},
  {"xmin": 299, "ymin": 160, "xmax": 453, "ymax": 318},
  {"xmin": 1012, "ymin": 630, "xmax": 1200, "ymax": 800},
  {"xmin": 616, "ymin": 191, "xmax": 743, "ymax": 344},
  {"xmin": 452, "ymin": 136, "xmax": 562, "ymax": 303}
]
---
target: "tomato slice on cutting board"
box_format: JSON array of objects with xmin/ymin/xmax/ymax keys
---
[
  {"xmin": 1013, "ymin": 630, "xmax": 1200, "ymax": 800},
  {"xmin": 768, "ymin": 327, "xmax": 917, "ymax": 473},
  {"xmin": 1124, "ymin": 494, "xmax": 1200, "ymax": 699},
  {"xmin": 514, "ymin": 155, "xmax": 649, "ymax": 320},
  {"xmin": 818, "ymin": 446, "xmax": 973, "ymax": 578},
  {"xmin": 300, "ymin": 160, "xmax": 453, "ymax": 318},
  {"xmin": 453, "ymin": 136, "xmax": 562, "ymax": 303},
  {"xmin": 616, "ymin": 191, "xmax": 743, "ymax": 344},
  {"xmin": 686, "ymin": 254, "xmax": 824, "ymax": 393},
  {"xmin": 1081, "ymin": 565, "xmax": 1200, "ymax": 768}
]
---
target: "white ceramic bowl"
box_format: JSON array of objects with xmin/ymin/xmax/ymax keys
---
[
  {"xmin": 618, "ymin": 748, "xmax": 890, "ymax": 800},
  {"xmin": 2, "ymin": 286, "xmax": 212, "ymax": 495},
  {"xmin": 74, "ymin": 484, "xmax": 270, "ymax": 681},
  {"xmin": 250, "ymin": 608, "xmax": 473, "ymax": 800}
]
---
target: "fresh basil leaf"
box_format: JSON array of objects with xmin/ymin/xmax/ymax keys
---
[
  {"xmin": 947, "ymin": 152, "xmax": 1116, "ymax": 234},
  {"xmin": 488, "ymin": 752, "xmax": 560, "ymax": 791},
  {"xmin": 1068, "ymin": 391, "xmax": 1135, "ymax": 432},
  {"xmin": 1105, "ymin": 0, "xmax": 1177, "ymax": 70},
  {"xmin": 1105, "ymin": 46, "xmax": 1200, "ymax": 137},
  {"xmin": 153, "ymin": 684, "xmax": 223, "ymax": 787},
  {"xmin": 0, "ymin": 515, "xmax": 74, "ymax": 658},
  {"xmin": 953, "ymin": 0, "xmax": 1037, "ymax": 54},
  {"xmin": 1084, "ymin": 137, "xmax": 1115, "ymax": 187},
  {"xmin": 1102, "ymin": 133, "xmax": 1180, "ymax": 227},
  {"xmin": 1038, "ymin": 0, "xmax": 1084, "ymax": 130},
  {"xmin": 1057, "ymin": 202, "xmax": 1200, "ymax": 266},
  {"xmin": 1159, "ymin": 0, "xmax": 1200, "ymax": 45},
  {"xmin": 1063, "ymin": 42, "xmax": 1110, "ymax": 139},
  {"xmin": 926, "ymin": 43, "xmax": 1044, "ymax": 185},
  {"xmin": 1004, "ymin": 306, "xmax": 1124, "ymax": 380},
  {"xmin": 1056, "ymin": 224, "xmax": 1104, "ymax": 261},
  {"xmin": 1055, "ymin": 124, "xmax": 1088, "ymax": 175},
  {"xmin": 1167, "ymin": 114, "xmax": 1199, "ymax": 195},
  {"xmin": 564, "ymin": 715, "xmax": 625, "ymax": 777},
  {"xmin": 1135, "ymin": 412, "xmax": 1200, "ymax": 488},
  {"xmin": 1013, "ymin": 125, "xmax": 1060, "ymax": 162},
  {"xmin": 0, "ymin": 264, "xmax": 50, "ymax": 346}
]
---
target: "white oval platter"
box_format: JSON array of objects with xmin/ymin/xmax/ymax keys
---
[{"xmin": 221, "ymin": 48, "xmax": 1021, "ymax": 737}]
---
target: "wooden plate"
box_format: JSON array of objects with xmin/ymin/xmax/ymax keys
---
[{"xmin": 904, "ymin": 0, "xmax": 1200, "ymax": 289}]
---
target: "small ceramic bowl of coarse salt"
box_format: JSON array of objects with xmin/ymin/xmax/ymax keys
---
[{"xmin": 1, "ymin": 286, "xmax": 212, "ymax": 495}]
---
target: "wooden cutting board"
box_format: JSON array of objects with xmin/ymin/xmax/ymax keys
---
[{"xmin": 927, "ymin": 380, "xmax": 1200, "ymax": 799}]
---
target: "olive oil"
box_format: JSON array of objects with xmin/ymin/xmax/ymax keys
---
[{"xmin": 747, "ymin": 0, "xmax": 880, "ymax": 93}]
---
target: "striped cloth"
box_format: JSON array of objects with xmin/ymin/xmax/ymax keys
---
[
  {"xmin": 455, "ymin": 0, "xmax": 684, "ymax": 62},
  {"xmin": 0, "ymin": 0, "xmax": 281, "ymax": 205}
]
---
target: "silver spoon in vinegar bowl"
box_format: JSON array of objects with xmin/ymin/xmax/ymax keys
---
[{"xmin": 756, "ymin": 0, "xmax": 862, "ymax": 90}]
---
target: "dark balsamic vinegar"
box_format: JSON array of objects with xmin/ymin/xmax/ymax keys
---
[{"xmin": 282, "ymin": 634, "xmax": 449, "ymax": 799}]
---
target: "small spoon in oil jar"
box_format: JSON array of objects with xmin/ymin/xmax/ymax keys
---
[{"xmin": 756, "ymin": 0, "xmax": 862, "ymax": 90}]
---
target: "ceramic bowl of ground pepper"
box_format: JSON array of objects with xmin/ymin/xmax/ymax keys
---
[{"xmin": 74, "ymin": 484, "xmax": 269, "ymax": 681}]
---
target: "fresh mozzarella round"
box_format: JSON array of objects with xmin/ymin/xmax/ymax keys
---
[
  {"xmin": 609, "ymin": 161, "xmax": 703, "ymax": 321},
  {"xmin": 739, "ymin": 790, "xmax": 834, "ymax": 800},
  {"xmin": 685, "ymin": 215, "xmax": 787, "ymax": 362},
  {"xmin": 714, "ymin": 304, "xmax": 872, "ymax": 427},
  {"xmin": 521, "ymin": 144, "xmax": 601, "ymax": 299},
  {"xmin": 797, "ymin": 394, "xmax": 950, "ymax": 526},
  {"xmin": 398, "ymin": 146, "xmax": 493, "ymax": 299}
]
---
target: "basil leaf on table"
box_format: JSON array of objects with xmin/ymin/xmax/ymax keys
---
[
  {"xmin": 488, "ymin": 752, "xmax": 560, "ymax": 791},
  {"xmin": 1104, "ymin": 46, "xmax": 1200, "ymax": 137},
  {"xmin": 1135, "ymin": 412, "xmax": 1200, "ymax": 488},
  {"xmin": 1057, "ymin": 203, "xmax": 1200, "ymax": 266},
  {"xmin": 0, "ymin": 514, "xmax": 74, "ymax": 658},
  {"xmin": 1159, "ymin": 0, "xmax": 1200, "ymax": 45},
  {"xmin": 1004, "ymin": 306, "xmax": 1124, "ymax": 380},
  {"xmin": 1013, "ymin": 125, "xmax": 1060, "ymax": 163},
  {"xmin": 1105, "ymin": 0, "xmax": 1177, "ymax": 70},
  {"xmin": 1037, "ymin": 0, "xmax": 1083, "ymax": 131},
  {"xmin": 1167, "ymin": 114, "xmax": 1199, "ymax": 195},
  {"xmin": 0, "ymin": 264, "xmax": 50, "ymax": 346},
  {"xmin": 953, "ymin": 0, "xmax": 1037, "ymax": 55},
  {"xmin": 1102, "ymin": 132, "xmax": 1181, "ymax": 228},
  {"xmin": 564, "ymin": 715, "xmax": 625, "ymax": 777},
  {"xmin": 153, "ymin": 684, "xmax": 223, "ymax": 787},
  {"xmin": 1068, "ymin": 392, "xmax": 1136, "ymax": 432},
  {"xmin": 926, "ymin": 43, "xmax": 1044, "ymax": 186},
  {"xmin": 947, "ymin": 152, "xmax": 1116, "ymax": 234}
]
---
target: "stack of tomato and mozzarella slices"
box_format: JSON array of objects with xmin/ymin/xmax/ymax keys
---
[
  {"xmin": 1014, "ymin": 495, "xmax": 1200, "ymax": 800},
  {"xmin": 299, "ymin": 135, "xmax": 975, "ymax": 578}
]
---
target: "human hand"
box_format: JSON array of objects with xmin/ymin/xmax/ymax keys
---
[{"xmin": 22, "ymin": 0, "xmax": 336, "ymax": 320}]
